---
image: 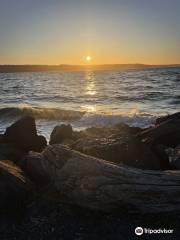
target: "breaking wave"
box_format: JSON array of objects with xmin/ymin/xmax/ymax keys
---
[
  {"xmin": 74, "ymin": 112, "xmax": 157, "ymax": 129},
  {"xmin": 0, "ymin": 106, "xmax": 159, "ymax": 139},
  {"xmin": 0, "ymin": 106, "xmax": 85, "ymax": 121}
]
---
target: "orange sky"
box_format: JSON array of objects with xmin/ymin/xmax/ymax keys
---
[{"xmin": 0, "ymin": 0, "xmax": 180, "ymax": 65}]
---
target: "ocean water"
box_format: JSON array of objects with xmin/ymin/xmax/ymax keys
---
[{"xmin": 0, "ymin": 67, "xmax": 180, "ymax": 140}]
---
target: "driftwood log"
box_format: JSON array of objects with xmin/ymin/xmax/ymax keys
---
[{"xmin": 22, "ymin": 144, "xmax": 180, "ymax": 213}]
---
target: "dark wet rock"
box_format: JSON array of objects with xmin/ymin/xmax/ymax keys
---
[
  {"xmin": 115, "ymin": 122, "xmax": 143, "ymax": 135},
  {"xmin": 166, "ymin": 145, "xmax": 180, "ymax": 169},
  {"xmin": 61, "ymin": 124, "xmax": 166, "ymax": 169},
  {"xmin": 72, "ymin": 134, "xmax": 161, "ymax": 170},
  {"xmin": 0, "ymin": 144, "xmax": 17, "ymax": 160},
  {"xmin": 33, "ymin": 135, "xmax": 47, "ymax": 152},
  {"xmin": 20, "ymin": 152, "xmax": 51, "ymax": 186},
  {"xmin": 0, "ymin": 160, "xmax": 31, "ymax": 214},
  {"xmin": 54, "ymin": 124, "xmax": 145, "ymax": 149},
  {"xmin": 0, "ymin": 143, "xmax": 26, "ymax": 163},
  {"xmin": 128, "ymin": 126, "xmax": 143, "ymax": 135},
  {"xmin": 151, "ymin": 144, "xmax": 170, "ymax": 169},
  {"xmin": 61, "ymin": 126, "xmax": 126, "ymax": 149},
  {"xmin": 5, "ymin": 116, "xmax": 37, "ymax": 137},
  {"xmin": 0, "ymin": 134, "xmax": 3, "ymax": 143},
  {"xmin": 50, "ymin": 124, "xmax": 73, "ymax": 145},
  {"xmin": 138, "ymin": 118, "xmax": 180, "ymax": 148},
  {"xmin": 156, "ymin": 112, "xmax": 180, "ymax": 125},
  {"xmin": 71, "ymin": 124, "xmax": 141, "ymax": 142},
  {"xmin": 2, "ymin": 116, "xmax": 47, "ymax": 152},
  {"xmin": 84, "ymin": 123, "xmax": 143, "ymax": 139},
  {"xmin": 82, "ymin": 126, "xmax": 117, "ymax": 139}
]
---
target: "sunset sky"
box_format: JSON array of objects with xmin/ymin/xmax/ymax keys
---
[{"xmin": 0, "ymin": 0, "xmax": 180, "ymax": 65}]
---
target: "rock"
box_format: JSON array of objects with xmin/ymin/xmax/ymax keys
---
[
  {"xmin": 138, "ymin": 118, "xmax": 180, "ymax": 148},
  {"xmin": 50, "ymin": 124, "xmax": 144, "ymax": 149},
  {"xmin": 151, "ymin": 144, "xmax": 170, "ymax": 169},
  {"xmin": 70, "ymin": 124, "xmax": 141, "ymax": 143},
  {"xmin": 84, "ymin": 124, "xmax": 143, "ymax": 138},
  {"xmin": 0, "ymin": 143, "xmax": 26, "ymax": 163},
  {"xmin": 50, "ymin": 124, "xmax": 73, "ymax": 145},
  {"xmin": 5, "ymin": 116, "xmax": 37, "ymax": 137},
  {"xmin": 156, "ymin": 112, "xmax": 180, "ymax": 125},
  {"xmin": 115, "ymin": 122, "xmax": 143, "ymax": 135},
  {"xmin": 166, "ymin": 145, "xmax": 180, "ymax": 169},
  {"xmin": 33, "ymin": 135, "xmax": 47, "ymax": 152},
  {"xmin": 72, "ymin": 134, "xmax": 161, "ymax": 170},
  {"xmin": 20, "ymin": 151, "xmax": 51, "ymax": 186},
  {"xmin": 83, "ymin": 126, "xmax": 114, "ymax": 138},
  {"xmin": 0, "ymin": 160, "xmax": 31, "ymax": 214},
  {"xmin": 0, "ymin": 134, "xmax": 3, "ymax": 143},
  {"xmin": 2, "ymin": 116, "xmax": 47, "ymax": 152}
]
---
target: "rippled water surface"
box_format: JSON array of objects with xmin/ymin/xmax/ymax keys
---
[
  {"xmin": 0, "ymin": 67, "xmax": 180, "ymax": 138},
  {"xmin": 1, "ymin": 68, "xmax": 180, "ymax": 113}
]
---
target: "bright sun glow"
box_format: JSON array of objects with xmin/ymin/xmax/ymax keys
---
[{"xmin": 86, "ymin": 56, "xmax": 91, "ymax": 62}]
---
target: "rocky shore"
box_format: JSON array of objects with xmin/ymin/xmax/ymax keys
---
[{"xmin": 1, "ymin": 113, "xmax": 180, "ymax": 239}]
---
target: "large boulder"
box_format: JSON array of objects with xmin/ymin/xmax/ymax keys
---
[
  {"xmin": 137, "ymin": 116, "xmax": 180, "ymax": 169},
  {"xmin": 20, "ymin": 151, "xmax": 51, "ymax": 186},
  {"xmin": 138, "ymin": 117, "xmax": 180, "ymax": 148},
  {"xmin": 49, "ymin": 124, "xmax": 144, "ymax": 148},
  {"xmin": 0, "ymin": 143, "xmax": 26, "ymax": 163},
  {"xmin": 84, "ymin": 123, "xmax": 143, "ymax": 138},
  {"xmin": 2, "ymin": 116, "xmax": 47, "ymax": 152},
  {"xmin": 166, "ymin": 145, "xmax": 180, "ymax": 169},
  {"xmin": 72, "ymin": 134, "xmax": 162, "ymax": 170},
  {"xmin": 150, "ymin": 144, "xmax": 170, "ymax": 169},
  {"xmin": 50, "ymin": 124, "xmax": 73, "ymax": 145},
  {"xmin": 155, "ymin": 112, "xmax": 180, "ymax": 125},
  {"xmin": 115, "ymin": 122, "xmax": 143, "ymax": 135},
  {"xmin": 0, "ymin": 160, "xmax": 31, "ymax": 214}
]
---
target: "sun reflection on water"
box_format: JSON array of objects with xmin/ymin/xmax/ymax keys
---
[
  {"xmin": 81, "ymin": 70, "xmax": 97, "ymax": 112},
  {"xmin": 85, "ymin": 71, "xmax": 97, "ymax": 96},
  {"xmin": 81, "ymin": 105, "xmax": 96, "ymax": 112},
  {"xmin": 86, "ymin": 81, "xmax": 96, "ymax": 95}
]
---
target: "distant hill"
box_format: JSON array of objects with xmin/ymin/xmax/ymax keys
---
[{"xmin": 0, "ymin": 64, "xmax": 180, "ymax": 73}]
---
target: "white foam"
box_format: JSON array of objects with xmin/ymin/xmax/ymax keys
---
[{"xmin": 73, "ymin": 112, "xmax": 157, "ymax": 129}]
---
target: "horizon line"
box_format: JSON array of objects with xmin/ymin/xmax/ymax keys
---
[{"xmin": 0, "ymin": 63, "xmax": 180, "ymax": 66}]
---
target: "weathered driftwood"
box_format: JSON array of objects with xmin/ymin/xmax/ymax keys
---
[{"xmin": 23, "ymin": 144, "xmax": 180, "ymax": 213}]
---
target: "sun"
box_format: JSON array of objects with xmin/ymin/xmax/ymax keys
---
[{"xmin": 86, "ymin": 56, "xmax": 91, "ymax": 62}]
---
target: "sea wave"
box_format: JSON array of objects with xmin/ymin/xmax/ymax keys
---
[
  {"xmin": 74, "ymin": 112, "xmax": 157, "ymax": 129},
  {"xmin": 0, "ymin": 106, "xmax": 159, "ymax": 139},
  {"xmin": 0, "ymin": 106, "xmax": 158, "ymax": 128},
  {"xmin": 0, "ymin": 106, "xmax": 85, "ymax": 121}
]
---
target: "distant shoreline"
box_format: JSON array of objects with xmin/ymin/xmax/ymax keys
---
[{"xmin": 0, "ymin": 64, "xmax": 180, "ymax": 73}]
